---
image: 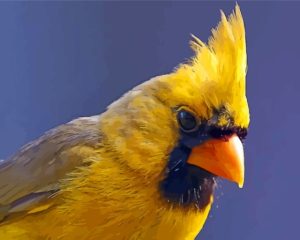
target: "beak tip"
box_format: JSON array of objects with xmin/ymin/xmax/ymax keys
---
[{"xmin": 237, "ymin": 177, "xmax": 244, "ymax": 188}]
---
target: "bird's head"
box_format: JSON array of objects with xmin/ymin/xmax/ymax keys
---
[{"xmin": 100, "ymin": 5, "xmax": 249, "ymax": 211}]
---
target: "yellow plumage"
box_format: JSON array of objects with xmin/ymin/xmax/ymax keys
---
[
  {"xmin": 0, "ymin": 5, "xmax": 249, "ymax": 240},
  {"xmin": 162, "ymin": 5, "xmax": 248, "ymax": 128}
]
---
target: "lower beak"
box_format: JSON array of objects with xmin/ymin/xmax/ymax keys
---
[{"xmin": 187, "ymin": 134, "xmax": 245, "ymax": 188}]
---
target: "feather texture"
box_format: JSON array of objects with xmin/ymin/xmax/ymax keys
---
[{"xmin": 0, "ymin": 5, "xmax": 248, "ymax": 240}]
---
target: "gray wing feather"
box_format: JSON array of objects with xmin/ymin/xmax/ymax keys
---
[{"xmin": 0, "ymin": 115, "xmax": 102, "ymax": 218}]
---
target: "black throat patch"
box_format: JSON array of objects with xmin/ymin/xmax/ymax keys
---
[
  {"xmin": 160, "ymin": 162, "xmax": 216, "ymax": 210},
  {"xmin": 159, "ymin": 127, "xmax": 217, "ymax": 210}
]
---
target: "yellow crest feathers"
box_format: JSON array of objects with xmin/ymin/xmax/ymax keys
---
[{"xmin": 172, "ymin": 4, "xmax": 249, "ymax": 127}]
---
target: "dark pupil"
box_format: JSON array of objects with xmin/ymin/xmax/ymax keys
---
[{"xmin": 178, "ymin": 110, "xmax": 197, "ymax": 131}]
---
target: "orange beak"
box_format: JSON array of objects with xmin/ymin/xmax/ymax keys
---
[{"xmin": 187, "ymin": 134, "xmax": 245, "ymax": 188}]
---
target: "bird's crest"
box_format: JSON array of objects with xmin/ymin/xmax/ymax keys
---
[{"xmin": 172, "ymin": 4, "xmax": 249, "ymax": 127}]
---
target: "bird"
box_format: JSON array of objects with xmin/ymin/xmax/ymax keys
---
[{"xmin": 0, "ymin": 4, "xmax": 249, "ymax": 240}]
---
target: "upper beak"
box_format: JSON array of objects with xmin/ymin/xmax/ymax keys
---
[{"xmin": 187, "ymin": 134, "xmax": 245, "ymax": 188}]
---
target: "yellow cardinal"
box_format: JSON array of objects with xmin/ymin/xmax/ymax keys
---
[{"xmin": 0, "ymin": 5, "xmax": 249, "ymax": 240}]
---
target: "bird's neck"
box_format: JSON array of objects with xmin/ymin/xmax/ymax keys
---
[{"xmin": 52, "ymin": 156, "xmax": 213, "ymax": 239}]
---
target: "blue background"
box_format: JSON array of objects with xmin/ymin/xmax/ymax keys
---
[{"xmin": 0, "ymin": 1, "xmax": 298, "ymax": 239}]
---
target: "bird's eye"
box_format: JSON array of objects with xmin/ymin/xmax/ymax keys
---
[{"xmin": 177, "ymin": 109, "xmax": 198, "ymax": 132}]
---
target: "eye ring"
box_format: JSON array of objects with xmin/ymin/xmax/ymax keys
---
[{"xmin": 176, "ymin": 108, "xmax": 199, "ymax": 133}]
